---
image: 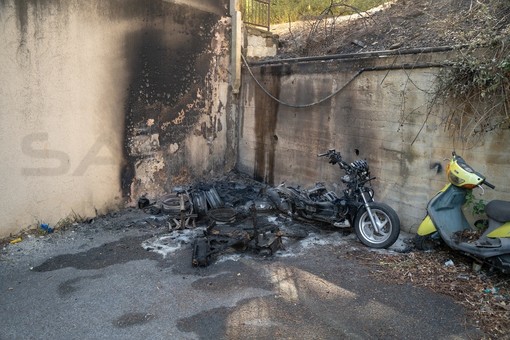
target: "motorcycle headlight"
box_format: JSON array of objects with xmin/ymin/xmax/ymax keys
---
[
  {"xmin": 448, "ymin": 171, "xmax": 465, "ymax": 186},
  {"xmin": 351, "ymin": 160, "xmax": 369, "ymax": 172},
  {"xmin": 448, "ymin": 156, "xmax": 483, "ymax": 188}
]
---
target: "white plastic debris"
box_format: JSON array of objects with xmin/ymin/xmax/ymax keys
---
[{"xmin": 444, "ymin": 259, "xmax": 454, "ymax": 267}]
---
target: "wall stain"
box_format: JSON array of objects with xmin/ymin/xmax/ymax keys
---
[
  {"xmin": 430, "ymin": 162, "xmax": 443, "ymax": 174},
  {"xmin": 5, "ymin": 0, "xmax": 231, "ymax": 202},
  {"xmin": 11, "ymin": 0, "xmax": 165, "ymax": 44},
  {"xmin": 7, "ymin": 0, "xmax": 230, "ymax": 201},
  {"xmin": 9, "ymin": 0, "xmax": 228, "ymax": 30},
  {"xmin": 337, "ymin": 79, "xmax": 375, "ymax": 157},
  {"xmin": 253, "ymin": 71, "xmax": 280, "ymax": 185},
  {"xmin": 121, "ymin": 2, "xmax": 221, "ymax": 199}
]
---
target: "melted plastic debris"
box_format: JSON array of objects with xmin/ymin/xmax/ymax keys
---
[{"xmin": 141, "ymin": 229, "xmax": 202, "ymax": 258}]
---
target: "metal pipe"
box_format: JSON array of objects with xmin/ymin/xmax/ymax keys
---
[{"xmin": 248, "ymin": 45, "xmax": 467, "ymax": 67}]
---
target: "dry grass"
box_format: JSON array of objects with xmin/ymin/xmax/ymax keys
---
[{"xmin": 343, "ymin": 246, "xmax": 510, "ymax": 338}]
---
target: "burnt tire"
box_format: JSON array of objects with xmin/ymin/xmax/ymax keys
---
[{"xmin": 354, "ymin": 202, "xmax": 400, "ymax": 249}]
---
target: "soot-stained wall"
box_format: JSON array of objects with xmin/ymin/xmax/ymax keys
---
[
  {"xmin": 238, "ymin": 52, "xmax": 510, "ymax": 232},
  {"xmin": 122, "ymin": 0, "xmax": 234, "ymax": 201},
  {"xmin": 0, "ymin": 0, "xmax": 233, "ymax": 237}
]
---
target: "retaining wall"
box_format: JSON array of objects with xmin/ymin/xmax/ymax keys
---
[{"xmin": 237, "ymin": 50, "xmax": 510, "ymax": 232}]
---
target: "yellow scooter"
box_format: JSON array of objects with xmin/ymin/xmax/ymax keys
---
[{"xmin": 416, "ymin": 152, "xmax": 510, "ymax": 272}]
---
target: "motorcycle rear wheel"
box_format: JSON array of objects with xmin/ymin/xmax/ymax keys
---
[{"xmin": 354, "ymin": 202, "xmax": 400, "ymax": 249}]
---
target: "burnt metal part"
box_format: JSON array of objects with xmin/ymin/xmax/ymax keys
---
[
  {"xmin": 140, "ymin": 178, "xmax": 284, "ymax": 267},
  {"xmin": 251, "ymin": 198, "xmax": 275, "ymax": 213},
  {"xmin": 143, "ymin": 205, "xmax": 161, "ymax": 215},
  {"xmin": 191, "ymin": 191, "xmax": 208, "ymax": 216},
  {"xmin": 207, "ymin": 208, "xmax": 237, "ymax": 224},
  {"xmin": 162, "ymin": 195, "xmax": 191, "ymax": 215},
  {"xmin": 192, "ymin": 225, "xmax": 251, "ymax": 267},
  {"xmin": 191, "ymin": 204, "xmax": 283, "ymax": 267},
  {"xmin": 192, "ymin": 238, "xmax": 211, "ymax": 267},
  {"xmin": 205, "ymin": 188, "xmax": 223, "ymax": 209},
  {"xmin": 138, "ymin": 192, "xmax": 196, "ymax": 229},
  {"xmin": 191, "ymin": 186, "xmax": 224, "ymax": 211},
  {"xmin": 170, "ymin": 194, "xmax": 196, "ymax": 230},
  {"xmin": 258, "ymin": 232, "xmax": 283, "ymax": 255},
  {"xmin": 138, "ymin": 197, "xmax": 150, "ymax": 209}
]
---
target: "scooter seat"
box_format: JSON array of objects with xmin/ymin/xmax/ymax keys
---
[{"xmin": 485, "ymin": 200, "xmax": 510, "ymax": 222}]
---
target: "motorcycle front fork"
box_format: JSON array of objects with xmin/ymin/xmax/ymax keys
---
[{"xmin": 361, "ymin": 191, "xmax": 382, "ymax": 233}]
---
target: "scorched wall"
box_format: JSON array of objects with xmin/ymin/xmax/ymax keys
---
[{"xmin": 0, "ymin": 0, "xmax": 234, "ymax": 237}]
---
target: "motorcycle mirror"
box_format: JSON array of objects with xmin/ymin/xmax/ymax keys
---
[{"xmin": 355, "ymin": 149, "xmax": 360, "ymax": 156}]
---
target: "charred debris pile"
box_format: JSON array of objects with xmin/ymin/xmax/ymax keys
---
[{"xmin": 137, "ymin": 173, "xmax": 294, "ymax": 267}]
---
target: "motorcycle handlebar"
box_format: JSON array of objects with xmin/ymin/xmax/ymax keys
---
[
  {"xmin": 317, "ymin": 149, "xmax": 336, "ymax": 157},
  {"xmin": 360, "ymin": 177, "xmax": 376, "ymax": 185},
  {"xmin": 484, "ymin": 180, "xmax": 496, "ymax": 189}
]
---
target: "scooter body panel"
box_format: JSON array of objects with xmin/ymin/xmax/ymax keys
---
[
  {"xmin": 417, "ymin": 215, "xmax": 436, "ymax": 236},
  {"xmin": 427, "ymin": 184, "xmax": 471, "ymax": 234},
  {"xmin": 426, "ymin": 184, "xmax": 510, "ymax": 259},
  {"xmin": 487, "ymin": 222, "xmax": 510, "ymax": 238},
  {"xmin": 447, "ymin": 238, "xmax": 510, "ymax": 259}
]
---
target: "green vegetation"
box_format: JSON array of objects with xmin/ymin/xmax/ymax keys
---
[
  {"xmin": 465, "ymin": 191, "xmax": 486, "ymax": 216},
  {"xmin": 270, "ymin": 0, "xmax": 389, "ymax": 24},
  {"xmin": 431, "ymin": 0, "xmax": 510, "ymax": 147}
]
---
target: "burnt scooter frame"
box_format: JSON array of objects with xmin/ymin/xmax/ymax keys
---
[
  {"xmin": 192, "ymin": 204, "xmax": 283, "ymax": 267},
  {"xmin": 269, "ymin": 149, "xmax": 400, "ymax": 249}
]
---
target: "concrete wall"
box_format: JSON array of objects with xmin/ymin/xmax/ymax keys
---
[
  {"xmin": 0, "ymin": 0, "xmax": 232, "ymax": 237},
  {"xmin": 238, "ymin": 51, "xmax": 510, "ymax": 232}
]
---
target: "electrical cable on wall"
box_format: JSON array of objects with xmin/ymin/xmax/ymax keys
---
[
  {"xmin": 241, "ymin": 53, "xmax": 363, "ymax": 108},
  {"xmin": 241, "ymin": 53, "xmax": 445, "ymax": 109}
]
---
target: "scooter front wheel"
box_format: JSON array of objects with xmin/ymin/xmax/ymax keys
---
[
  {"xmin": 414, "ymin": 235, "xmax": 440, "ymax": 251},
  {"xmin": 354, "ymin": 202, "xmax": 400, "ymax": 249}
]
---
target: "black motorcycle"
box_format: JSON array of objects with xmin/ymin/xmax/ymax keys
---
[{"xmin": 268, "ymin": 149, "xmax": 400, "ymax": 248}]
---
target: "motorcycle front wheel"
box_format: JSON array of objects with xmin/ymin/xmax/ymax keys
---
[{"xmin": 354, "ymin": 202, "xmax": 400, "ymax": 249}]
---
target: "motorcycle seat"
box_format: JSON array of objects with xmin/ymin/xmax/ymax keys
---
[{"xmin": 485, "ymin": 200, "xmax": 510, "ymax": 222}]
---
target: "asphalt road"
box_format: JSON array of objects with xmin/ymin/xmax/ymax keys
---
[{"xmin": 1, "ymin": 210, "xmax": 482, "ymax": 339}]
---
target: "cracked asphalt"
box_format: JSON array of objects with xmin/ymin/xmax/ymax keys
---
[{"xmin": 1, "ymin": 209, "xmax": 483, "ymax": 339}]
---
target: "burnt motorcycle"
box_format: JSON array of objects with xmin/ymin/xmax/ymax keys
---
[{"xmin": 268, "ymin": 149, "xmax": 400, "ymax": 248}]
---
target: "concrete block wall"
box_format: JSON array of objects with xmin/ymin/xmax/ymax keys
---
[
  {"xmin": 245, "ymin": 26, "xmax": 278, "ymax": 59},
  {"xmin": 238, "ymin": 51, "xmax": 510, "ymax": 232}
]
